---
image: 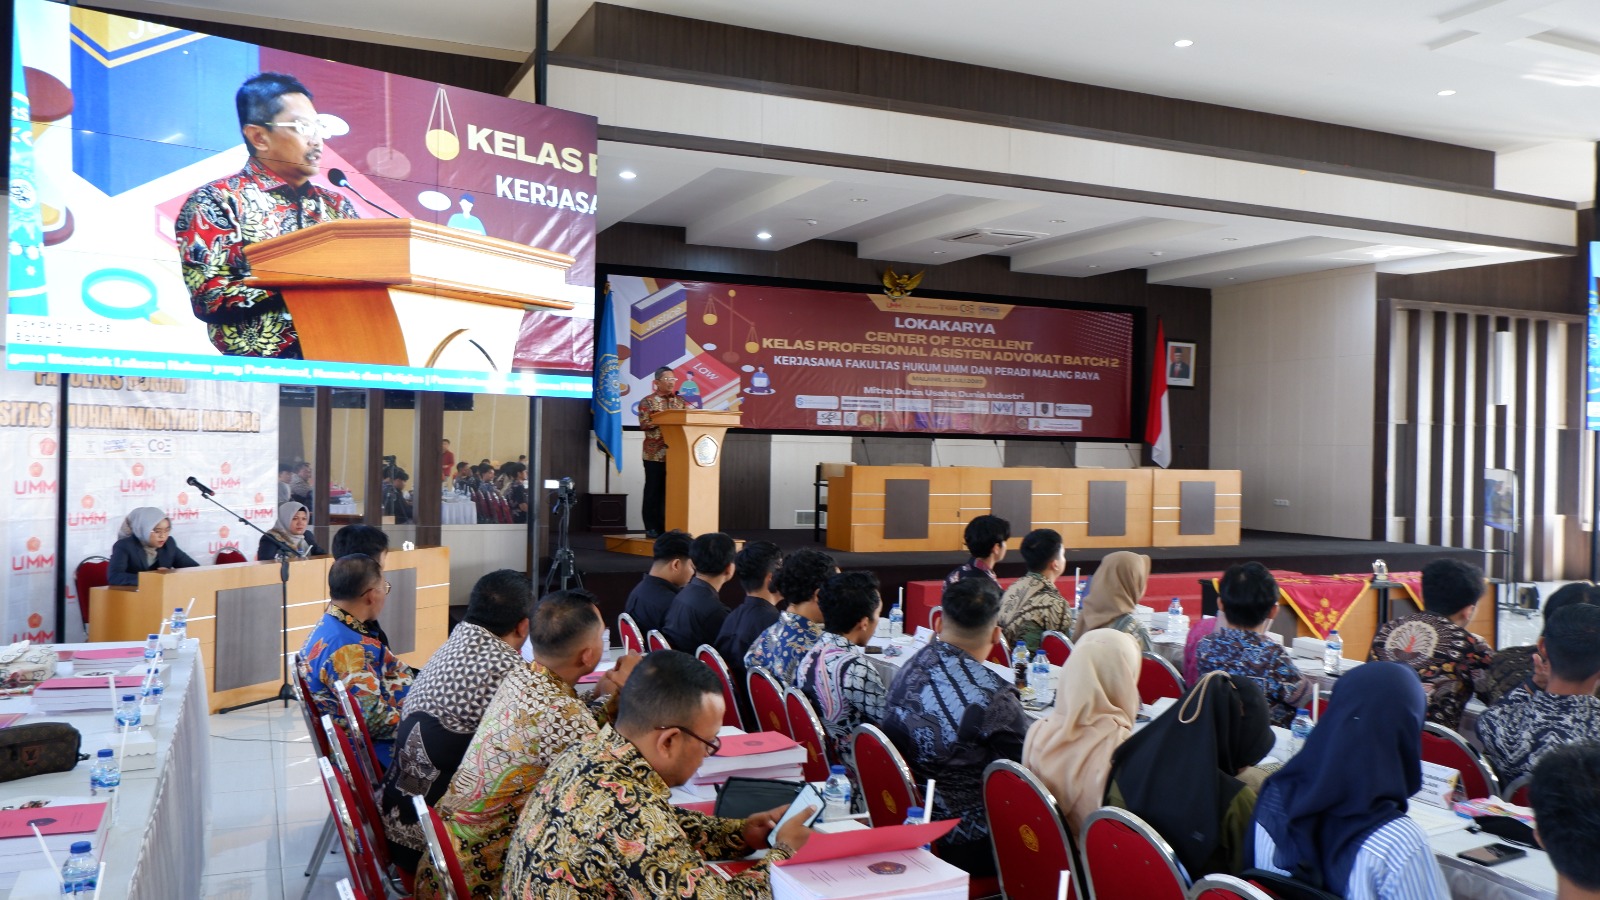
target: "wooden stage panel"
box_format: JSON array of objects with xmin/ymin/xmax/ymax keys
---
[
  {"xmin": 1059, "ymin": 468, "xmax": 1154, "ymax": 549},
  {"xmin": 1151, "ymin": 469, "xmax": 1242, "ymax": 547}
]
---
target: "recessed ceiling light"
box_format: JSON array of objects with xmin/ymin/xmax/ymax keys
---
[
  {"xmin": 1150, "ymin": 251, "xmax": 1164, "ymax": 257},
  {"xmin": 1221, "ymin": 237, "xmax": 1239, "ymax": 242},
  {"xmin": 1437, "ymin": 89, "xmax": 1456, "ymax": 96},
  {"xmin": 1173, "ymin": 39, "xmax": 1194, "ymax": 48},
  {"xmin": 756, "ymin": 231, "xmax": 772, "ymax": 241},
  {"xmin": 850, "ymin": 198, "xmax": 869, "ymax": 203},
  {"xmin": 1049, "ymin": 219, "xmax": 1067, "ymax": 224},
  {"xmin": 1087, "ymin": 265, "xmax": 1100, "ymax": 269},
  {"xmin": 931, "ymin": 251, "xmax": 947, "ymax": 255},
  {"xmin": 618, "ymin": 170, "xmax": 637, "ymax": 180}
]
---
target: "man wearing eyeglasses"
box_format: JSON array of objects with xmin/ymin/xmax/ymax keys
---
[{"xmin": 174, "ymin": 72, "xmax": 359, "ymax": 358}]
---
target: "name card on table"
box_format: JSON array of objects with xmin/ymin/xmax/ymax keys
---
[{"xmin": 1411, "ymin": 760, "xmax": 1460, "ymax": 810}]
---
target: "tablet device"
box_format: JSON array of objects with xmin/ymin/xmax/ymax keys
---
[
  {"xmin": 1457, "ymin": 843, "xmax": 1527, "ymax": 867},
  {"xmin": 713, "ymin": 777, "xmax": 805, "ymax": 820},
  {"xmin": 775, "ymin": 783, "xmax": 824, "ymax": 833}
]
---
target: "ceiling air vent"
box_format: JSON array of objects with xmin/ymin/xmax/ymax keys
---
[{"xmin": 941, "ymin": 228, "xmax": 1047, "ymax": 247}]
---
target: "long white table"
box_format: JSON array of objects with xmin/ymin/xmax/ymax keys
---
[{"xmin": 0, "ymin": 643, "xmax": 209, "ymax": 899}]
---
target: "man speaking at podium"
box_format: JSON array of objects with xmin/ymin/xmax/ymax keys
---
[
  {"xmin": 637, "ymin": 366, "xmax": 689, "ymax": 538},
  {"xmin": 175, "ymin": 72, "xmax": 359, "ymax": 358}
]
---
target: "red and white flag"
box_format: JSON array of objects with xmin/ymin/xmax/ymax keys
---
[{"xmin": 1146, "ymin": 320, "xmax": 1172, "ymax": 468}]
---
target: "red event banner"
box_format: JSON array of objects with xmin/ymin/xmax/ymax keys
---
[{"xmin": 609, "ymin": 275, "xmax": 1134, "ymax": 439}]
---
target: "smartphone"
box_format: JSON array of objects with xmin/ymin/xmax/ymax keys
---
[
  {"xmin": 1457, "ymin": 843, "xmax": 1528, "ymax": 867},
  {"xmin": 775, "ymin": 783, "xmax": 824, "ymax": 833}
]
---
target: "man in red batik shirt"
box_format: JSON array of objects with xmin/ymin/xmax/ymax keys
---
[{"xmin": 637, "ymin": 366, "xmax": 688, "ymax": 538}]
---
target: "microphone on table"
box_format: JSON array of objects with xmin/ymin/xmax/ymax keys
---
[
  {"xmin": 326, "ymin": 168, "xmax": 401, "ymax": 218},
  {"xmin": 185, "ymin": 476, "xmax": 215, "ymax": 497}
]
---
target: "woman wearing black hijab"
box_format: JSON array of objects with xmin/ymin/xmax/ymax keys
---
[{"xmin": 1104, "ymin": 671, "xmax": 1275, "ymax": 877}]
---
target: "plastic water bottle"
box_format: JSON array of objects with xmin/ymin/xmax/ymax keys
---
[
  {"xmin": 1323, "ymin": 629, "xmax": 1343, "ymax": 675},
  {"xmin": 903, "ymin": 806, "xmax": 932, "ymax": 849},
  {"xmin": 114, "ymin": 694, "xmax": 141, "ymax": 731},
  {"xmin": 1030, "ymin": 651, "xmax": 1055, "ymax": 706},
  {"xmin": 1073, "ymin": 580, "xmax": 1086, "ymax": 611},
  {"xmin": 143, "ymin": 633, "xmax": 162, "ymax": 666},
  {"xmin": 170, "ymin": 607, "xmax": 187, "ymax": 644},
  {"xmin": 822, "ymin": 765, "xmax": 853, "ymax": 821},
  {"xmin": 140, "ymin": 668, "xmax": 164, "ymax": 703},
  {"xmin": 89, "ymin": 749, "xmax": 120, "ymax": 797},
  {"xmin": 889, "ymin": 602, "xmax": 904, "ymax": 635},
  {"xmin": 1290, "ymin": 708, "xmax": 1313, "ymax": 755},
  {"xmin": 1012, "ymin": 641, "xmax": 1030, "ymax": 689},
  {"xmin": 61, "ymin": 841, "xmax": 96, "ymax": 894},
  {"xmin": 1167, "ymin": 598, "xmax": 1185, "ymax": 634}
]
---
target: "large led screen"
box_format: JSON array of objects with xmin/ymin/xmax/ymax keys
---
[
  {"xmin": 607, "ymin": 273, "xmax": 1136, "ymax": 439},
  {"xmin": 8, "ymin": 0, "xmax": 597, "ymax": 397}
]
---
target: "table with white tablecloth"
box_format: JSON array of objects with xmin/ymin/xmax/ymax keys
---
[
  {"xmin": 0, "ymin": 643, "xmax": 209, "ymax": 900},
  {"xmin": 441, "ymin": 499, "xmax": 477, "ymax": 525}
]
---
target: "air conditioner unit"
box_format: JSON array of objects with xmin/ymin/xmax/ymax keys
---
[{"xmin": 941, "ymin": 228, "xmax": 1046, "ymax": 247}]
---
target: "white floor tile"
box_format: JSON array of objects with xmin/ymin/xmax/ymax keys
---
[
  {"xmin": 211, "ymin": 757, "xmax": 280, "ymax": 793},
  {"xmin": 202, "ymin": 867, "xmax": 282, "ymax": 899},
  {"xmin": 212, "ymin": 788, "xmax": 278, "ymax": 831},
  {"xmin": 210, "ymin": 734, "xmax": 279, "ymax": 764},
  {"xmin": 277, "ymin": 753, "xmax": 323, "ymax": 788},
  {"xmin": 279, "ymin": 782, "xmax": 330, "ymax": 826},
  {"xmin": 279, "ymin": 817, "xmax": 337, "ymax": 871},
  {"xmin": 205, "ymin": 824, "xmax": 282, "ymax": 876},
  {"xmin": 280, "ymin": 863, "xmax": 351, "ymax": 900}
]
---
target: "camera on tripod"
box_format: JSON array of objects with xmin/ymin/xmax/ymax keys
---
[
  {"xmin": 544, "ymin": 475, "xmax": 577, "ymax": 505},
  {"xmin": 542, "ymin": 475, "xmax": 581, "ymax": 592}
]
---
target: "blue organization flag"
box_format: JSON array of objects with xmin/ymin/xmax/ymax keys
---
[{"xmin": 593, "ymin": 286, "xmax": 624, "ymax": 471}]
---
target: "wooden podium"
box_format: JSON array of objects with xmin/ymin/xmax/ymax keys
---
[
  {"xmin": 605, "ymin": 409, "xmax": 741, "ymax": 555},
  {"xmin": 244, "ymin": 219, "xmax": 575, "ymax": 372}
]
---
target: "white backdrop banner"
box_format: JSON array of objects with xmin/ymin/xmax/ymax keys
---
[{"xmin": 0, "ymin": 370, "xmax": 278, "ymax": 642}]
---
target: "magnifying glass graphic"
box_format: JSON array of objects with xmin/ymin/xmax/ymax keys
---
[{"xmin": 80, "ymin": 268, "xmax": 177, "ymax": 323}]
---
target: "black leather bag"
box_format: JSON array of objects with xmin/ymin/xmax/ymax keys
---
[{"xmin": 0, "ymin": 723, "xmax": 84, "ymax": 783}]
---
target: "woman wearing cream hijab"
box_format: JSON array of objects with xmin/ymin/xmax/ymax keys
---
[
  {"xmin": 1070, "ymin": 550, "xmax": 1153, "ymax": 652},
  {"xmin": 1022, "ymin": 629, "xmax": 1142, "ymax": 833}
]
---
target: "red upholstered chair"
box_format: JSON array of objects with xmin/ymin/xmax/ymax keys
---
[
  {"xmin": 851, "ymin": 723, "xmax": 918, "ymax": 828},
  {"xmin": 696, "ymin": 644, "xmax": 744, "ymax": 730},
  {"xmin": 784, "ymin": 688, "xmax": 833, "ymax": 782},
  {"xmin": 747, "ymin": 667, "xmax": 790, "ymax": 738},
  {"xmin": 1190, "ymin": 874, "xmax": 1277, "ymax": 900},
  {"xmin": 646, "ymin": 629, "xmax": 672, "ymax": 653},
  {"xmin": 1421, "ymin": 722, "xmax": 1500, "ymax": 800},
  {"xmin": 316, "ymin": 755, "xmax": 388, "ymax": 900},
  {"xmin": 1081, "ymin": 807, "xmax": 1189, "ymax": 900},
  {"xmin": 1137, "ymin": 653, "xmax": 1186, "ymax": 705},
  {"xmin": 983, "ymin": 759, "xmax": 1081, "ymax": 900},
  {"xmin": 331, "ymin": 678, "xmax": 385, "ymax": 783},
  {"xmin": 1503, "ymin": 773, "xmax": 1531, "ymax": 806},
  {"xmin": 1041, "ymin": 631, "xmax": 1073, "ymax": 666},
  {"xmin": 214, "ymin": 547, "xmax": 247, "ymax": 565},
  {"xmin": 617, "ymin": 613, "xmax": 645, "ymax": 655},
  {"xmin": 289, "ymin": 660, "xmax": 337, "ymax": 881},
  {"xmin": 73, "ymin": 557, "xmax": 109, "ymax": 626},
  {"xmin": 988, "ymin": 640, "xmax": 1011, "ymax": 668},
  {"xmin": 320, "ymin": 718, "xmax": 389, "ymax": 861},
  {"xmin": 930, "ymin": 608, "xmax": 943, "ymax": 633},
  {"xmin": 413, "ymin": 794, "xmax": 469, "ymax": 900}
]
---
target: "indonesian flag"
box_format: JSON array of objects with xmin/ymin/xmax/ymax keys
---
[{"xmin": 1146, "ymin": 320, "xmax": 1172, "ymax": 468}]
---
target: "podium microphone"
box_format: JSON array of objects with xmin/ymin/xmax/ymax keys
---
[
  {"xmin": 185, "ymin": 476, "xmax": 215, "ymax": 498},
  {"xmin": 327, "ymin": 168, "xmax": 401, "ymax": 219}
]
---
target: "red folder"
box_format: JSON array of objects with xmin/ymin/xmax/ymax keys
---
[
  {"xmin": 774, "ymin": 820, "xmax": 958, "ymax": 866},
  {"xmin": 716, "ymin": 732, "xmax": 800, "ymax": 758},
  {"xmin": 36, "ymin": 676, "xmax": 144, "ymax": 690},
  {"xmin": 71, "ymin": 648, "xmax": 146, "ymax": 661},
  {"xmin": 0, "ymin": 803, "xmax": 106, "ymax": 838}
]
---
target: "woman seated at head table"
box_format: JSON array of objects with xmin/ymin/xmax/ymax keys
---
[
  {"xmin": 1070, "ymin": 550, "xmax": 1154, "ymax": 653},
  {"xmin": 1104, "ymin": 671, "xmax": 1275, "ymax": 878},
  {"xmin": 108, "ymin": 507, "xmax": 200, "ymax": 586},
  {"xmin": 256, "ymin": 501, "xmax": 326, "ymax": 561}
]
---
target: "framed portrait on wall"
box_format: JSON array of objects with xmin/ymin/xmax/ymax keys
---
[{"xmin": 1166, "ymin": 341, "xmax": 1197, "ymax": 388}]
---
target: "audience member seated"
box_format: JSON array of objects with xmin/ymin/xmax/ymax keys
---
[
  {"xmin": 414, "ymin": 589, "xmax": 638, "ymax": 899},
  {"xmin": 381, "ymin": 466, "xmax": 414, "ymax": 524},
  {"xmin": 1105, "ymin": 672, "xmax": 1274, "ymax": 876},
  {"xmin": 379, "ymin": 569, "xmax": 535, "ymax": 873},
  {"xmin": 1193, "ymin": 562, "xmax": 1311, "ymax": 727},
  {"xmin": 1484, "ymin": 581, "xmax": 1600, "ymax": 704},
  {"xmin": 278, "ymin": 463, "xmax": 294, "ymax": 504},
  {"xmin": 745, "ymin": 548, "xmax": 836, "ymax": 684},
  {"xmin": 500, "ymin": 651, "xmax": 814, "ymax": 898},
  {"xmin": 330, "ymin": 524, "xmax": 397, "ymax": 649},
  {"xmin": 256, "ymin": 500, "xmax": 325, "ymax": 561},
  {"xmin": 1183, "ymin": 613, "xmax": 1221, "ymax": 686},
  {"xmin": 623, "ymin": 530, "xmax": 694, "ymax": 637},
  {"xmin": 1023, "ymin": 629, "xmax": 1141, "ymax": 835},
  {"xmin": 1070, "ymin": 550, "xmax": 1153, "ymax": 653},
  {"xmin": 715, "ymin": 541, "xmax": 784, "ymax": 722},
  {"xmin": 662, "ymin": 531, "xmax": 736, "ymax": 651},
  {"xmin": 998, "ymin": 527, "xmax": 1072, "ymax": 653},
  {"xmin": 300, "ymin": 554, "xmax": 415, "ymax": 768},
  {"xmin": 881, "ymin": 577, "xmax": 1030, "ymax": 876},
  {"xmin": 1251, "ymin": 662, "xmax": 1449, "ymax": 899},
  {"xmin": 1529, "ymin": 743, "xmax": 1600, "ymax": 900},
  {"xmin": 108, "ymin": 507, "xmax": 200, "ymax": 586},
  {"xmin": 945, "ymin": 514, "xmax": 1009, "ymax": 587},
  {"xmin": 290, "ymin": 461, "xmax": 313, "ymax": 507},
  {"xmin": 797, "ymin": 571, "xmax": 887, "ymax": 777},
  {"xmin": 1476, "ymin": 603, "xmax": 1600, "ymax": 784},
  {"xmin": 1367, "ymin": 558, "xmax": 1494, "ymax": 729}
]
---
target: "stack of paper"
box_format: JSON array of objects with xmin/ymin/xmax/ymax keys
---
[
  {"xmin": 773, "ymin": 831, "xmax": 967, "ymax": 900},
  {"xmin": 0, "ymin": 801, "xmax": 108, "ymax": 890},
  {"xmin": 689, "ymin": 731, "xmax": 807, "ymax": 791},
  {"xmin": 33, "ymin": 676, "xmax": 144, "ymax": 713}
]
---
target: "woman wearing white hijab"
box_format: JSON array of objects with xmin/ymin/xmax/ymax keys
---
[
  {"xmin": 108, "ymin": 507, "xmax": 200, "ymax": 586},
  {"xmin": 256, "ymin": 501, "xmax": 326, "ymax": 560}
]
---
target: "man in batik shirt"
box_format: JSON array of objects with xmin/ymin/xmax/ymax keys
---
[
  {"xmin": 175, "ymin": 72, "xmax": 358, "ymax": 358},
  {"xmin": 300, "ymin": 554, "xmax": 413, "ymax": 768},
  {"xmin": 413, "ymin": 590, "xmax": 638, "ymax": 899},
  {"xmin": 637, "ymin": 366, "xmax": 688, "ymax": 537},
  {"xmin": 1368, "ymin": 558, "xmax": 1496, "ymax": 729},
  {"xmin": 501, "ymin": 651, "xmax": 815, "ymax": 899},
  {"xmin": 1476, "ymin": 603, "xmax": 1600, "ymax": 784},
  {"xmin": 998, "ymin": 528, "xmax": 1072, "ymax": 654},
  {"xmin": 1194, "ymin": 562, "xmax": 1311, "ymax": 727},
  {"xmin": 745, "ymin": 548, "xmax": 835, "ymax": 686},
  {"xmin": 797, "ymin": 572, "xmax": 887, "ymax": 776}
]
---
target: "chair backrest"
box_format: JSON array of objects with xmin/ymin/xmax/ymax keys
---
[
  {"xmin": 214, "ymin": 547, "xmax": 247, "ymax": 565},
  {"xmin": 1503, "ymin": 773, "xmax": 1531, "ymax": 806},
  {"xmin": 1041, "ymin": 630, "xmax": 1073, "ymax": 666},
  {"xmin": 413, "ymin": 794, "xmax": 468, "ymax": 900},
  {"xmin": 319, "ymin": 716, "xmax": 393, "ymax": 873},
  {"xmin": 646, "ymin": 629, "xmax": 672, "ymax": 653},
  {"xmin": 696, "ymin": 644, "xmax": 744, "ymax": 730},
  {"xmin": 1137, "ymin": 653, "xmax": 1186, "ymax": 705},
  {"xmin": 851, "ymin": 723, "xmax": 917, "ymax": 828},
  {"xmin": 289, "ymin": 657, "xmax": 333, "ymax": 760},
  {"xmin": 1081, "ymin": 807, "xmax": 1189, "ymax": 900},
  {"xmin": 747, "ymin": 667, "xmax": 790, "ymax": 738},
  {"xmin": 1236, "ymin": 869, "xmax": 1343, "ymax": 900},
  {"xmin": 930, "ymin": 607, "xmax": 943, "ymax": 633},
  {"xmin": 617, "ymin": 613, "xmax": 645, "ymax": 655},
  {"xmin": 988, "ymin": 640, "xmax": 1012, "ymax": 668},
  {"xmin": 1421, "ymin": 722, "xmax": 1499, "ymax": 799},
  {"xmin": 983, "ymin": 759, "xmax": 1079, "ymax": 900},
  {"xmin": 331, "ymin": 678, "xmax": 385, "ymax": 784},
  {"xmin": 73, "ymin": 557, "xmax": 110, "ymax": 625},
  {"xmin": 784, "ymin": 688, "xmax": 833, "ymax": 782},
  {"xmin": 317, "ymin": 755, "xmax": 388, "ymax": 900},
  {"xmin": 1190, "ymin": 874, "xmax": 1277, "ymax": 900}
]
